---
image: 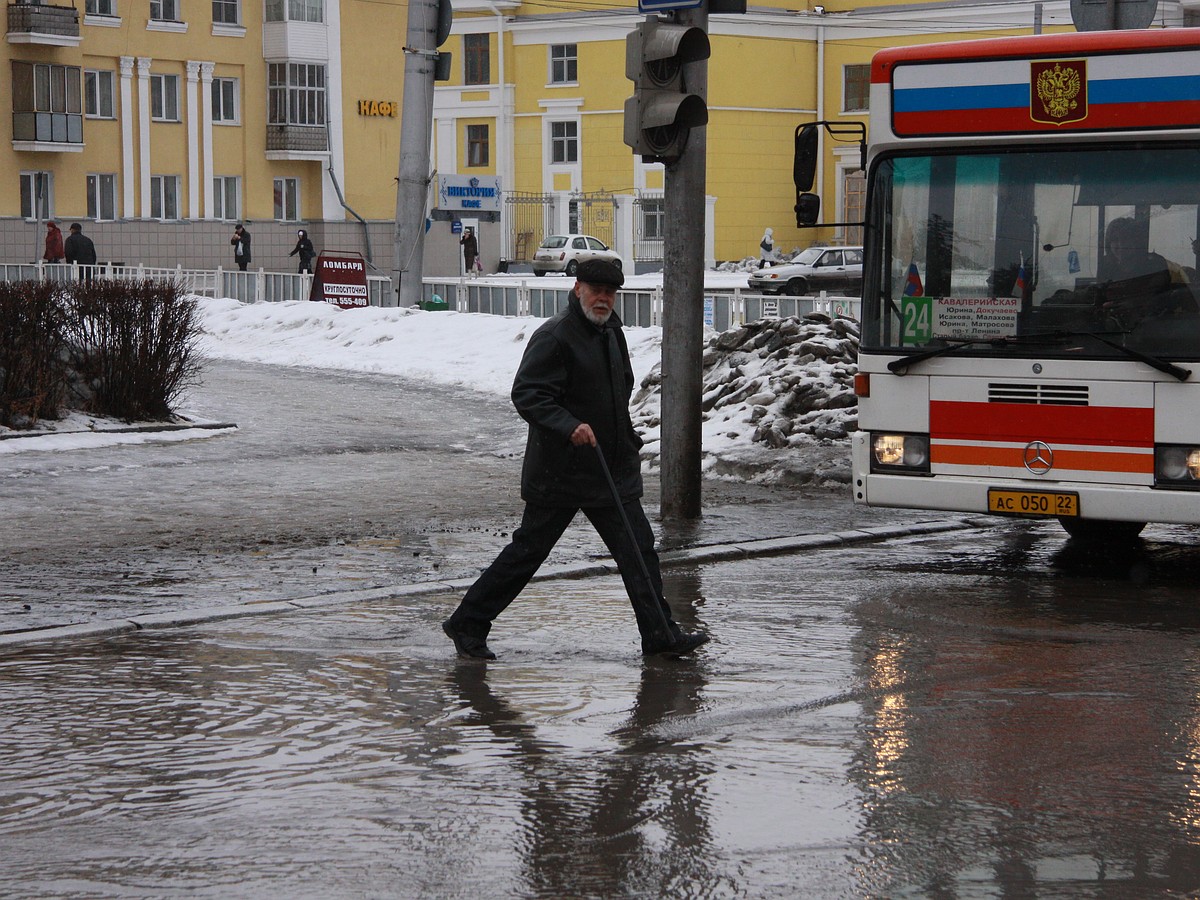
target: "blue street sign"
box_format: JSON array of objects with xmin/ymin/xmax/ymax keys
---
[{"xmin": 638, "ymin": 0, "xmax": 703, "ymax": 11}]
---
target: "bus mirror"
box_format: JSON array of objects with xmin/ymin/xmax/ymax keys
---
[
  {"xmin": 795, "ymin": 192, "xmax": 820, "ymax": 227},
  {"xmin": 794, "ymin": 124, "xmax": 819, "ymax": 192}
]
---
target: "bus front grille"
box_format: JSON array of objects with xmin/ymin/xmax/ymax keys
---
[{"xmin": 988, "ymin": 383, "xmax": 1090, "ymax": 406}]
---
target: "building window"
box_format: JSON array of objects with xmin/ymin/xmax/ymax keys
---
[
  {"xmin": 265, "ymin": 0, "xmax": 323, "ymax": 22},
  {"xmin": 842, "ymin": 168, "xmax": 865, "ymax": 244},
  {"xmin": 85, "ymin": 0, "xmax": 117, "ymax": 15},
  {"xmin": 212, "ymin": 77, "xmax": 238, "ymax": 123},
  {"xmin": 843, "ymin": 64, "xmax": 870, "ymax": 113},
  {"xmin": 464, "ymin": 34, "xmax": 489, "ymax": 86},
  {"xmin": 268, "ymin": 63, "xmax": 326, "ymax": 126},
  {"xmin": 20, "ymin": 172, "xmax": 53, "ymax": 220},
  {"xmin": 465, "ymin": 124, "xmax": 489, "ymax": 167},
  {"xmin": 213, "ymin": 176, "xmax": 240, "ymax": 220},
  {"xmin": 550, "ymin": 44, "xmax": 577, "ymax": 84},
  {"xmin": 550, "ymin": 121, "xmax": 578, "ymax": 164},
  {"xmin": 87, "ymin": 173, "xmax": 118, "ymax": 221},
  {"xmin": 150, "ymin": 73, "xmax": 180, "ymax": 121},
  {"xmin": 642, "ymin": 196, "xmax": 664, "ymax": 240},
  {"xmin": 12, "ymin": 62, "xmax": 83, "ymax": 144},
  {"xmin": 274, "ymin": 177, "xmax": 300, "ymax": 221},
  {"xmin": 84, "ymin": 70, "xmax": 115, "ymax": 118},
  {"xmin": 212, "ymin": 0, "xmax": 240, "ymax": 25},
  {"xmin": 150, "ymin": 175, "xmax": 180, "ymax": 219},
  {"xmin": 150, "ymin": 0, "xmax": 180, "ymax": 22}
]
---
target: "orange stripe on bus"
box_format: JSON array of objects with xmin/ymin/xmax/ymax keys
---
[{"xmin": 932, "ymin": 443, "xmax": 1153, "ymax": 474}]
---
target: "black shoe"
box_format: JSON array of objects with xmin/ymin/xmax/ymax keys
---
[
  {"xmin": 442, "ymin": 619, "xmax": 496, "ymax": 660},
  {"xmin": 642, "ymin": 630, "xmax": 709, "ymax": 657}
]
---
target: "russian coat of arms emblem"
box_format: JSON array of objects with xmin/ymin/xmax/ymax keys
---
[{"xmin": 1031, "ymin": 60, "xmax": 1087, "ymax": 125}]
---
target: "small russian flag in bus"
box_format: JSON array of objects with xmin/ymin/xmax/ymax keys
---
[
  {"xmin": 1013, "ymin": 262, "xmax": 1028, "ymax": 297},
  {"xmin": 903, "ymin": 261, "xmax": 923, "ymax": 297}
]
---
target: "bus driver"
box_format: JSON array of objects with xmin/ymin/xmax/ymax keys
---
[{"xmin": 1096, "ymin": 216, "xmax": 1195, "ymax": 324}]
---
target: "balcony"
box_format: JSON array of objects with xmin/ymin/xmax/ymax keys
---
[
  {"xmin": 265, "ymin": 123, "xmax": 327, "ymax": 161},
  {"xmin": 7, "ymin": 3, "xmax": 81, "ymax": 45},
  {"xmin": 12, "ymin": 111, "xmax": 83, "ymax": 151}
]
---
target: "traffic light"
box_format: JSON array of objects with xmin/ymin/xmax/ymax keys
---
[{"xmin": 623, "ymin": 17, "xmax": 710, "ymax": 164}]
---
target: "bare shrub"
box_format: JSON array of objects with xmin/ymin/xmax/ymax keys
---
[
  {"xmin": 0, "ymin": 281, "xmax": 67, "ymax": 428},
  {"xmin": 64, "ymin": 279, "xmax": 202, "ymax": 421}
]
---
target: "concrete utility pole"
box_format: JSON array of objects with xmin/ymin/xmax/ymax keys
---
[
  {"xmin": 659, "ymin": 3, "xmax": 708, "ymax": 521},
  {"xmin": 394, "ymin": 0, "xmax": 440, "ymax": 308}
]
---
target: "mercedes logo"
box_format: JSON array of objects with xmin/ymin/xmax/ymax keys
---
[{"xmin": 1023, "ymin": 440, "xmax": 1054, "ymax": 475}]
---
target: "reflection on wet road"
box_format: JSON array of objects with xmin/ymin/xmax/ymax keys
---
[{"xmin": 5, "ymin": 523, "xmax": 1200, "ymax": 896}]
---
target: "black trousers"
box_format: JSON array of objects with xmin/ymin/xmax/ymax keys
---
[{"xmin": 449, "ymin": 500, "xmax": 677, "ymax": 643}]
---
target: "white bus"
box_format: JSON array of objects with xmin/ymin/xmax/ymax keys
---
[{"xmin": 842, "ymin": 29, "xmax": 1200, "ymax": 540}]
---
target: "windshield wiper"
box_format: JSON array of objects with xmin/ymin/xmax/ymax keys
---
[
  {"xmin": 1049, "ymin": 329, "xmax": 1192, "ymax": 382},
  {"xmin": 887, "ymin": 330, "xmax": 1192, "ymax": 381},
  {"xmin": 887, "ymin": 334, "xmax": 1062, "ymax": 374}
]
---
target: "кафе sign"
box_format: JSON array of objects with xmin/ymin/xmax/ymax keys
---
[
  {"xmin": 358, "ymin": 100, "xmax": 397, "ymax": 117},
  {"xmin": 437, "ymin": 174, "xmax": 502, "ymax": 213}
]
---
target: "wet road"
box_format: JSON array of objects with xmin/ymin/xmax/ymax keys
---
[
  {"xmin": 3, "ymin": 359, "xmax": 903, "ymax": 632},
  {"xmin": 5, "ymin": 521, "xmax": 1200, "ymax": 896}
]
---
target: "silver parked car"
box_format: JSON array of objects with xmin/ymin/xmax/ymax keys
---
[
  {"xmin": 748, "ymin": 245, "xmax": 864, "ymax": 296},
  {"xmin": 533, "ymin": 234, "xmax": 624, "ymax": 277}
]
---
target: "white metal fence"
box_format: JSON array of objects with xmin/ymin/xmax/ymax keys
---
[
  {"xmin": 2, "ymin": 261, "xmax": 394, "ymax": 307},
  {"xmin": 1, "ymin": 263, "xmax": 859, "ymax": 331},
  {"xmin": 421, "ymin": 278, "xmax": 860, "ymax": 331}
]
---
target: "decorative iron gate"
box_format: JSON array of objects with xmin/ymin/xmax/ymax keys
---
[
  {"xmin": 504, "ymin": 192, "xmax": 553, "ymax": 262},
  {"xmin": 568, "ymin": 191, "xmax": 616, "ymax": 247},
  {"xmin": 504, "ymin": 191, "xmax": 621, "ymax": 262}
]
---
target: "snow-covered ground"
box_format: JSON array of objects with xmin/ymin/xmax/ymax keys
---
[{"xmin": 3, "ymin": 270, "xmax": 859, "ymax": 484}]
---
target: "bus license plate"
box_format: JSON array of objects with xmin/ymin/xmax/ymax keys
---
[{"xmin": 988, "ymin": 489, "xmax": 1078, "ymax": 517}]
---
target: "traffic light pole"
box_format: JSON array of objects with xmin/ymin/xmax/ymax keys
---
[
  {"xmin": 394, "ymin": 0, "xmax": 441, "ymax": 308},
  {"xmin": 659, "ymin": 4, "xmax": 707, "ymax": 521}
]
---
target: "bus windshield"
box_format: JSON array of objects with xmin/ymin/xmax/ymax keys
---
[{"xmin": 863, "ymin": 145, "xmax": 1200, "ymax": 361}]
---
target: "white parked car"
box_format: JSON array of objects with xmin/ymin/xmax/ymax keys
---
[
  {"xmin": 748, "ymin": 245, "xmax": 864, "ymax": 296},
  {"xmin": 533, "ymin": 234, "xmax": 624, "ymax": 277}
]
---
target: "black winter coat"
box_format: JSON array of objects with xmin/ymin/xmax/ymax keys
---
[
  {"xmin": 64, "ymin": 232, "xmax": 97, "ymax": 265},
  {"xmin": 512, "ymin": 293, "xmax": 644, "ymax": 507}
]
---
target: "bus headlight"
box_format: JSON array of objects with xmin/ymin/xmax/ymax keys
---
[
  {"xmin": 1155, "ymin": 445, "xmax": 1200, "ymax": 487},
  {"xmin": 870, "ymin": 433, "xmax": 930, "ymax": 474}
]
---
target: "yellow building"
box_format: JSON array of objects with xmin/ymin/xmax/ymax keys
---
[
  {"xmin": 1, "ymin": 0, "xmax": 408, "ymax": 272},
  {"xmin": 1, "ymin": 0, "xmax": 1188, "ymax": 278}
]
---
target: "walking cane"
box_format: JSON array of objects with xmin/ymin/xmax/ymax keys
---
[{"xmin": 592, "ymin": 441, "xmax": 674, "ymax": 636}]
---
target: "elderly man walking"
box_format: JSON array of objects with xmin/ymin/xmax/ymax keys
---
[{"xmin": 442, "ymin": 258, "xmax": 708, "ymax": 660}]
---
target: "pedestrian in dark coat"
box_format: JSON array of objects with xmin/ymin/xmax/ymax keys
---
[
  {"xmin": 44, "ymin": 221, "xmax": 64, "ymax": 263},
  {"xmin": 64, "ymin": 222, "xmax": 98, "ymax": 282},
  {"xmin": 442, "ymin": 258, "xmax": 708, "ymax": 661},
  {"xmin": 289, "ymin": 229, "xmax": 316, "ymax": 274},
  {"xmin": 460, "ymin": 227, "xmax": 479, "ymax": 275},
  {"xmin": 231, "ymin": 223, "xmax": 251, "ymax": 271}
]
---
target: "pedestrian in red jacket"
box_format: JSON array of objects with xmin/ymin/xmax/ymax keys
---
[{"xmin": 44, "ymin": 221, "xmax": 64, "ymax": 263}]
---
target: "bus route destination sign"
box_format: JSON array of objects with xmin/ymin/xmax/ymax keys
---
[
  {"xmin": 901, "ymin": 295, "xmax": 1019, "ymax": 345},
  {"xmin": 310, "ymin": 252, "xmax": 369, "ymax": 309}
]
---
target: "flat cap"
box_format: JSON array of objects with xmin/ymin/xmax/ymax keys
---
[{"xmin": 575, "ymin": 258, "xmax": 624, "ymax": 288}]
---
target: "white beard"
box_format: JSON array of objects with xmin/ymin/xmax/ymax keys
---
[{"xmin": 583, "ymin": 306, "xmax": 612, "ymax": 326}]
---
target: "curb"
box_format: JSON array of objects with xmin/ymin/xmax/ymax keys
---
[
  {"xmin": 0, "ymin": 421, "xmax": 237, "ymax": 441},
  {"xmin": 0, "ymin": 516, "xmax": 985, "ymax": 650}
]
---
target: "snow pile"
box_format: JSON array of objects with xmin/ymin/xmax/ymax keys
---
[
  {"xmin": 713, "ymin": 248, "xmax": 810, "ymax": 274},
  {"xmin": 631, "ymin": 313, "xmax": 858, "ymax": 486}
]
